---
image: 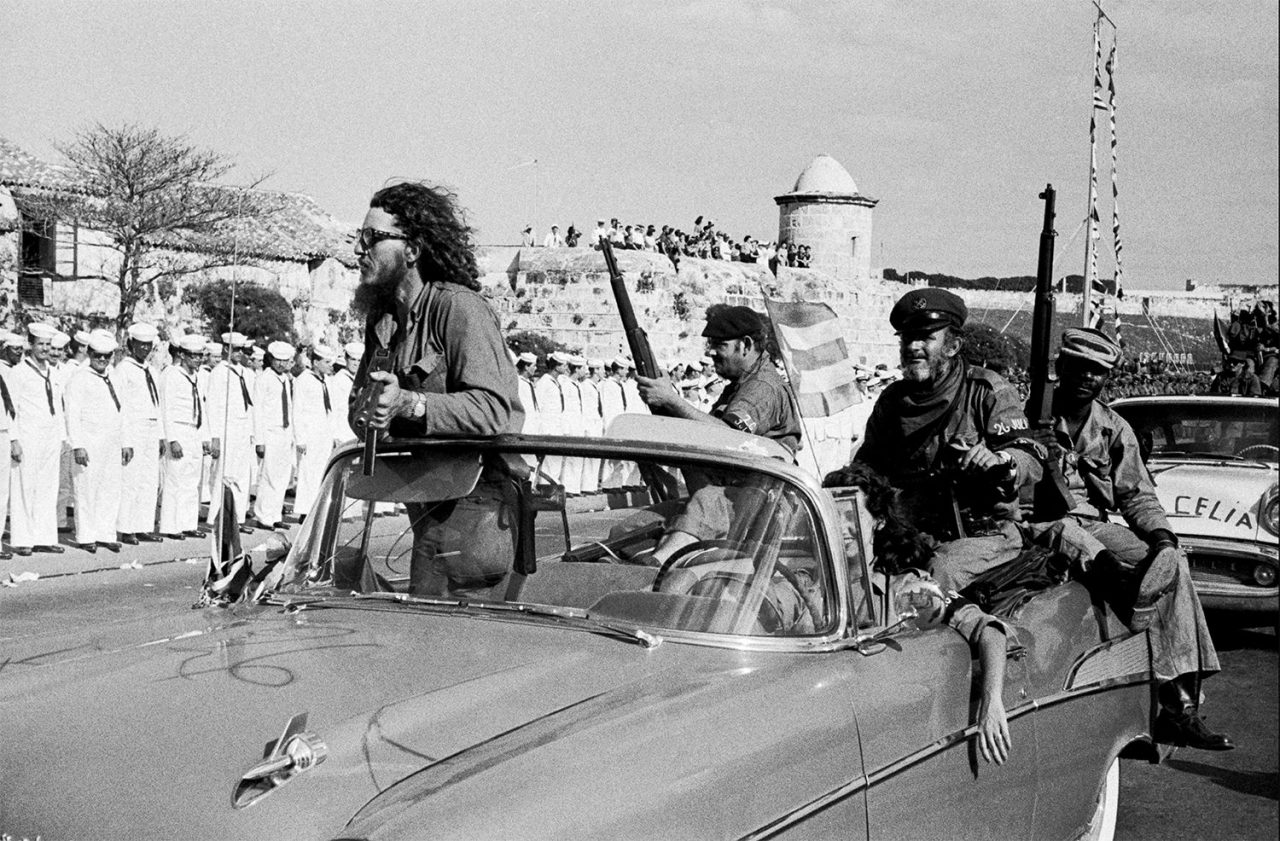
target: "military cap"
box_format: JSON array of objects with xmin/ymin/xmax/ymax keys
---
[
  {"xmin": 343, "ymin": 341, "xmax": 365, "ymax": 359},
  {"xmin": 0, "ymin": 330, "xmax": 23, "ymax": 348},
  {"xmin": 548, "ymin": 351, "xmax": 572, "ymax": 366},
  {"xmin": 205, "ymin": 341, "xmax": 224, "ymax": 355},
  {"xmin": 73, "ymin": 330, "xmax": 92, "ymax": 346},
  {"xmin": 567, "ymin": 354, "xmax": 587, "ymax": 368},
  {"xmin": 889, "ymin": 288, "xmax": 968, "ymax": 332},
  {"xmin": 1059, "ymin": 327, "xmax": 1122, "ymax": 370},
  {"xmin": 702, "ymin": 306, "xmax": 765, "ymax": 341},
  {"xmin": 250, "ymin": 346, "xmax": 266, "ymax": 360},
  {"xmin": 127, "ymin": 323, "xmax": 159, "ymax": 343},
  {"xmin": 610, "ymin": 356, "xmax": 630, "ymax": 370},
  {"xmin": 267, "ymin": 341, "xmax": 296, "ymax": 361},
  {"xmin": 517, "ymin": 352, "xmax": 537, "ymax": 365},
  {"xmin": 177, "ymin": 334, "xmax": 206, "ymax": 354},
  {"xmin": 220, "ymin": 331, "xmax": 251, "ymax": 348},
  {"xmin": 87, "ymin": 333, "xmax": 118, "ymax": 355},
  {"xmin": 587, "ymin": 358, "xmax": 604, "ymax": 369},
  {"xmin": 51, "ymin": 330, "xmax": 71, "ymax": 350},
  {"xmin": 1226, "ymin": 348, "xmax": 1251, "ymax": 362}
]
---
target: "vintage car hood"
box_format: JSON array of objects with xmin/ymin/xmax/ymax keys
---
[
  {"xmin": 1148, "ymin": 459, "xmax": 1277, "ymax": 542},
  {"xmin": 0, "ymin": 601, "xmax": 860, "ymax": 841}
]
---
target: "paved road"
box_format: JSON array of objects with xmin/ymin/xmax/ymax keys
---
[{"xmin": 2, "ymin": 560, "xmax": 1276, "ymax": 839}]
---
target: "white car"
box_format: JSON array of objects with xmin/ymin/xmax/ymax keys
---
[{"xmin": 1110, "ymin": 395, "xmax": 1278, "ymax": 621}]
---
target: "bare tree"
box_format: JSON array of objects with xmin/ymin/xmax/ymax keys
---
[{"xmin": 23, "ymin": 124, "xmax": 275, "ymax": 329}]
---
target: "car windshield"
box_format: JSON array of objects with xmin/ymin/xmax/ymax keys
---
[
  {"xmin": 273, "ymin": 442, "xmax": 857, "ymax": 640},
  {"xmin": 1113, "ymin": 401, "xmax": 1279, "ymax": 463}
]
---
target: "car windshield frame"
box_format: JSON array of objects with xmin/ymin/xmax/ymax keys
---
[
  {"xmin": 1110, "ymin": 398, "xmax": 1279, "ymax": 464},
  {"xmin": 269, "ymin": 434, "xmax": 877, "ymax": 652}
]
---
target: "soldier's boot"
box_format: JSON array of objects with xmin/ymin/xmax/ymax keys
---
[{"xmin": 1155, "ymin": 673, "xmax": 1234, "ymax": 751}]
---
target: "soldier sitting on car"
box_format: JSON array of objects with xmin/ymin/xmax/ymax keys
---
[{"xmin": 1024, "ymin": 328, "xmax": 1233, "ymax": 751}]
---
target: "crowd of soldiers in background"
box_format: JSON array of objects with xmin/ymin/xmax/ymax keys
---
[
  {"xmin": 522, "ymin": 217, "xmax": 811, "ymax": 272},
  {"xmin": 0, "ymin": 322, "xmax": 363, "ymax": 557}
]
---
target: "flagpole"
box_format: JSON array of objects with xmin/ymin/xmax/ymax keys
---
[{"xmin": 210, "ymin": 189, "xmax": 243, "ymax": 572}]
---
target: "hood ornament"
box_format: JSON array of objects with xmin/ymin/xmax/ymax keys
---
[{"xmin": 232, "ymin": 712, "xmax": 329, "ymax": 809}]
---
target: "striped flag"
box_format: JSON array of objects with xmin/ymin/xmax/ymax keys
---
[
  {"xmin": 761, "ymin": 299, "xmax": 860, "ymax": 417},
  {"xmin": 1105, "ymin": 40, "xmax": 1125, "ymax": 348},
  {"xmin": 1085, "ymin": 18, "xmax": 1103, "ymax": 329}
]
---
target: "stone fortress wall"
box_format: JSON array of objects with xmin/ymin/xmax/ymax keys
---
[{"xmin": 476, "ymin": 155, "xmax": 1249, "ymax": 368}]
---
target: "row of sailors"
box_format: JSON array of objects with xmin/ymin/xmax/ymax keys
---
[
  {"xmin": 0, "ymin": 321, "xmax": 364, "ymax": 557},
  {"xmin": 513, "ymin": 351, "xmax": 710, "ymax": 494}
]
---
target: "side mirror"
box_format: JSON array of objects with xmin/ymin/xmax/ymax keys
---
[{"xmin": 852, "ymin": 577, "xmax": 949, "ymax": 654}]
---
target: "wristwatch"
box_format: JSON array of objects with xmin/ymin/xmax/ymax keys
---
[{"xmin": 410, "ymin": 392, "xmax": 427, "ymax": 419}]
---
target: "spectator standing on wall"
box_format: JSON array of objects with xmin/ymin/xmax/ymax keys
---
[
  {"xmin": 741, "ymin": 236, "xmax": 759, "ymax": 264},
  {"xmin": 521, "ymin": 225, "xmax": 535, "ymax": 247},
  {"xmin": 543, "ymin": 225, "xmax": 564, "ymax": 248},
  {"xmin": 564, "ymin": 225, "xmax": 581, "ymax": 247},
  {"xmin": 593, "ymin": 219, "xmax": 608, "ymax": 248},
  {"xmin": 644, "ymin": 225, "xmax": 658, "ymax": 251}
]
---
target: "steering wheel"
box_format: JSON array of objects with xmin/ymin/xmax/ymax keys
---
[
  {"xmin": 1236, "ymin": 444, "xmax": 1279, "ymax": 460},
  {"xmin": 652, "ymin": 540, "xmax": 822, "ymax": 634}
]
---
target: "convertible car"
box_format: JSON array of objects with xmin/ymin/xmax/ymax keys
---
[
  {"xmin": 1, "ymin": 417, "xmax": 1157, "ymax": 840},
  {"xmin": 1111, "ymin": 395, "xmax": 1279, "ymax": 620}
]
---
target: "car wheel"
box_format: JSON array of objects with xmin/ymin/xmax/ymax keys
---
[{"xmin": 1078, "ymin": 756, "xmax": 1120, "ymax": 841}]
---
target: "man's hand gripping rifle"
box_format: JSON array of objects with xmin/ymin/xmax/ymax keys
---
[{"xmin": 354, "ymin": 314, "xmax": 398, "ymax": 477}]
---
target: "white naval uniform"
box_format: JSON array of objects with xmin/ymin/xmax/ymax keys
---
[
  {"xmin": 53, "ymin": 361, "xmax": 79, "ymax": 529},
  {"xmin": 578, "ymin": 378, "xmax": 603, "ymax": 493},
  {"xmin": 558, "ymin": 374, "xmax": 584, "ymax": 494},
  {"xmin": 0, "ymin": 366, "xmax": 15, "ymax": 538},
  {"xmin": 159, "ymin": 365, "xmax": 207, "ymax": 534},
  {"xmin": 598, "ymin": 377, "xmax": 629, "ymax": 489},
  {"xmin": 205, "ymin": 362, "xmax": 256, "ymax": 524},
  {"xmin": 292, "ymin": 370, "xmax": 334, "ymax": 518},
  {"xmin": 9, "ymin": 358, "xmax": 66, "ymax": 547},
  {"xmin": 115, "ymin": 357, "xmax": 163, "ymax": 536},
  {"xmin": 517, "ymin": 376, "xmax": 539, "ymax": 435},
  {"xmin": 253, "ymin": 369, "xmax": 295, "ymax": 526},
  {"xmin": 197, "ymin": 365, "xmax": 213, "ymax": 504},
  {"xmin": 64, "ymin": 366, "xmax": 124, "ymax": 544},
  {"xmin": 328, "ymin": 368, "xmax": 357, "ymax": 446},
  {"xmin": 533, "ymin": 372, "xmax": 564, "ymax": 485}
]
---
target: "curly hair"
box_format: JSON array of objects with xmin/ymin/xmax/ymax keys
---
[
  {"xmin": 370, "ymin": 182, "xmax": 481, "ymax": 291},
  {"xmin": 823, "ymin": 461, "xmax": 934, "ymax": 576}
]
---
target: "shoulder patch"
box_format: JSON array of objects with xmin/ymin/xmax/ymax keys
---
[{"xmin": 721, "ymin": 410, "xmax": 757, "ymax": 434}]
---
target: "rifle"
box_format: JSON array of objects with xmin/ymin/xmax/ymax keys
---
[
  {"xmin": 601, "ymin": 240, "xmax": 660, "ymax": 380},
  {"xmin": 357, "ymin": 314, "xmax": 398, "ymax": 477},
  {"xmin": 1026, "ymin": 185, "xmax": 1076, "ymax": 517}
]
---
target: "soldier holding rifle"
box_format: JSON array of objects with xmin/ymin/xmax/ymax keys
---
[{"xmin": 350, "ymin": 181, "xmax": 522, "ymax": 597}]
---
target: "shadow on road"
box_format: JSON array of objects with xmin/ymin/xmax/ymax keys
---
[
  {"xmin": 1206, "ymin": 620, "xmax": 1277, "ymax": 652},
  {"xmin": 1165, "ymin": 759, "xmax": 1279, "ymax": 802}
]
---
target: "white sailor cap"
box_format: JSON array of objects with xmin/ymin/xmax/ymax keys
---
[
  {"xmin": 517, "ymin": 351, "xmax": 537, "ymax": 365},
  {"xmin": 250, "ymin": 345, "xmax": 266, "ymax": 359},
  {"xmin": 26, "ymin": 322, "xmax": 57, "ymax": 341},
  {"xmin": 343, "ymin": 341, "xmax": 365, "ymax": 359},
  {"xmin": 610, "ymin": 356, "xmax": 630, "ymax": 370},
  {"xmin": 568, "ymin": 354, "xmax": 587, "ymax": 368},
  {"xmin": 205, "ymin": 341, "xmax": 223, "ymax": 355},
  {"xmin": 267, "ymin": 340, "xmax": 296, "ymax": 361},
  {"xmin": 51, "ymin": 330, "xmax": 71, "ymax": 349},
  {"xmin": 311, "ymin": 343, "xmax": 338, "ymax": 362},
  {"xmin": 549, "ymin": 351, "xmax": 571, "ymax": 366},
  {"xmin": 127, "ymin": 323, "xmax": 158, "ymax": 343},
  {"xmin": 87, "ymin": 333, "xmax": 119, "ymax": 355},
  {"xmin": 177, "ymin": 334, "xmax": 206, "ymax": 354},
  {"xmin": 1, "ymin": 330, "xmax": 24, "ymax": 348},
  {"xmin": 587, "ymin": 358, "xmax": 604, "ymax": 369},
  {"xmin": 220, "ymin": 331, "xmax": 251, "ymax": 348},
  {"xmin": 73, "ymin": 330, "xmax": 92, "ymax": 346}
]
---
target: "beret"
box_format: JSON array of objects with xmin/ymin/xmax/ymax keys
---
[
  {"xmin": 517, "ymin": 352, "xmax": 537, "ymax": 365},
  {"xmin": 1059, "ymin": 327, "xmax": 1122, "ymax": 369},
  {"xmin": 267, "ymin": 341, "xmax": 296, "ymax": 361},
  {"xmin": 87, "ymin": 333, "xmax": 118, "ymax": 355},
  {"xmin": 703, "ymin": 306, "xmax": 765, "ymax": 340},
  {"xmin": 177, "ymin": 334, "xmax": 206, "ymax": 354},
  {"xmin": 343, "ymin": 341, "xmax": 365, "ymax": 359},
  {"xmin": 311, "ymin": 343, "xmax": 338, "ymax": 362},
  {"xmin": 27, "ymin": 322, "xmax": 58, "ymax": 341},
  {"xmin": 127, "ymin": 323, "xmax": 159, "ymax": 342},
  {"xmin": 889, "ymin": 288, "xmax": 968, "ymax": 332},
  {"xmin": 220, "ymin": 331, "xmax": 251, "ymax": 348}
]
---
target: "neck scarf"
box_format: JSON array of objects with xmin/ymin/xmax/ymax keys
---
[{"xmin": 885, "ymin": 358, "xmax": 967, "ymax": 456}]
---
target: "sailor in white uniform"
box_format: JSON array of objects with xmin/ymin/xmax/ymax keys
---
[
  {"xmin": 64, "ymin": 331, "xmax": 128, "ymax": 552},
  {"xmin": 515, "ymin": 352, "xmax": 539, "ymax": 434},
  {"xmin": 0, "ymin": 331, "xmax": 22, "ymax": 559},
  {"xmin": 578, "ymin": 358, "xmax": 605, "ymax": 493},
  {"xmin": 51, "ymin": 330, "xmax": 75, "ymax": 532},
  {"xmin": 558, "ymin": 355, "xmax": 587, "ymax": 494},
  {"xmin": 198, "ymin": 341, "xmax": 221, "ymax": 505},
  {"xmin": 114, "ymin": 323, "xmax": 165, "ymax": 544},
  {"xmin": 9, "ymin": 323, "xmax": 68, "ymax": 555},
  {"xmin": 328, "ymin": 342, "xmax": 362, "ymax": 447},
  {"xmin": 158, "ymin": 334, "xmax": 209, "ymax": 538},
  {"xmin": 251, "ymin": 341, "xmax": 297, "ymax": 529},
  {"xmin": 534, "ymin": 352, "xmax": 568, "ymax": 485},
  {"xmin": 205, "ymin": 332, "xmax": 257, "ymax": 529},
  {"xmin": 293, "ymin": 343, "xmax": 338, "ymax": 519},
  {"xmin": 598, "ymin": 357, "xmax": 631, "ymax": 489}
]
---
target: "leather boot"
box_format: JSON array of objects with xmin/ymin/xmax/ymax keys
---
[{"xmin": 1155, "ymin": 674, "xmax": 1234, "ymax": 751}]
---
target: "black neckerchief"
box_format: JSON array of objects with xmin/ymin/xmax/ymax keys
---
[{"xmin": 887, "ymin": 358, "xmax": 966, "ymax": 457}]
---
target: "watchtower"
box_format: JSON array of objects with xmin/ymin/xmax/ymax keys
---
[{"xmin": 774, "ymin": 154, "xmax": 877, "ymax": 285}]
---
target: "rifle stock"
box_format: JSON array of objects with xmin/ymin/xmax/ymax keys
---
[
  {"xmin": 1027, "ymin": 184, "xmax": 1076, "ymax": 517},
  {"xmin": 359, "ymin": 348, "xmax": 393, "ymax": 477}
]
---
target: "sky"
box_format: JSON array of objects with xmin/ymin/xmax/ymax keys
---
[{"xmin": 2, "ymin": 0, "xmax": 1276, "ymax": 290}]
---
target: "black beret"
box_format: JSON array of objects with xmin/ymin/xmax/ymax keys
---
[
  {"xmin": 702, "ymin": 306, "xmax": 765, "ymax": 340},
  {"xmin": 889, "ymin": 288, "xmax": 968, "ymax": 332}
]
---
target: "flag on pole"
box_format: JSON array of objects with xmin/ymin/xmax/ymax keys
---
[{"xmin": 761, "ymin": 299, "xmax": 860, "ymax": 417}]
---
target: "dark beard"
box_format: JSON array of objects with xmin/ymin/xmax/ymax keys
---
[{"xmin": 352, "ymin": 279, "xmax": 398, "ymax": 318}]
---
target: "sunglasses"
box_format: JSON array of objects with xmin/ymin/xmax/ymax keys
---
[{"xmin": 355, "ymin": 227, "xmax": 408, "ymax": 250}]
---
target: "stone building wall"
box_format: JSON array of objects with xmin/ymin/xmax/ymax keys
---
[{"xmin": 777, "ymin": 198, "xmax": 876, "ymax": 284}]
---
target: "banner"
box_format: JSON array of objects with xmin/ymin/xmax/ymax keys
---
[{"xmin": 761, "ymin": 299, "xmax": 860, "ymax": 418}]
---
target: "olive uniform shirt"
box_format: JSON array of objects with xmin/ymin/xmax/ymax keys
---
[{"xmin": 709, "ymin": 355, "xmax": 801, "ymax": 456}]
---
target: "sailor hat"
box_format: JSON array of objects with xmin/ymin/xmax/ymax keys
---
[
  {"xmin": 267, "ymin": 341, "xmax": 296, "ymax": 361},
  {"xmin": 549, "ymin": 351, "xmax": 572, "ymax": 366},
  {"xmin": 87, "ymin": 333, "xmax": 119, "ymax": 355},
  {"xmin": 343, "ymin": 341, "xmax": 365, "ymax": 359},
  {"xmin": 127, "ymin": 323, "xmax": 159, "ymax": 343},
  {"xmin": 73, "ymin": 330, "xmax": 93, "ymax": 346},
  {"xmin": 26, "ymin": 322, "xmax": 58, "ymax": 341},
  {"xmin": 517, "ymin": 352, "xmax": 537, "ymax": 365},
  {"xmin": 250, "ymin": 346, "xmax": 266, "ymax": 359},
  {"xmin": 587, "ymin": 358, "xmax": 604, "ymax": 369},
  {"xmin": 567, "ymin": 354, "xmax": 587, "ymax": 368},
  {"xmin": 611, "ymin": 356, "xmax": 630, "ymax": 370},
  {"xmin": 51, "ymin": 330, "xmax": 71, "ymax": 349},
  {"xmin": 311, "ymin": 343, "xmax": 338, "ymax": 362},
  {"xmin": 177, "ymin": 334, "xmax": 206, "ymax": 354},
  {"xmin": 220, "ymin": 331, "xmax": 251, "ymax": 348}
]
